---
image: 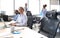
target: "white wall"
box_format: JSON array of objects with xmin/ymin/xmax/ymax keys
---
[{"xmin": 51, "ymin": 5, "xmax": 60, "ymax": 11}]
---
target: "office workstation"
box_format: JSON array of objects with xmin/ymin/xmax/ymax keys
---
[{"xmin": 0, "ymin": 0, "xmax": 60, "ymax": 38}]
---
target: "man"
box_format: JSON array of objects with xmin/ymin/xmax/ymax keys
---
[
  {"xmin": 10, "ymin": 7, "xmax": 27, "ymax": 27},
  {"xmin": 25, "ymin": 3, "xmax": 28, "ymax": 13}
]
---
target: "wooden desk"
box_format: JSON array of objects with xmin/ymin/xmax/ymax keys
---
[{"xmin": 0, "ymin": 27, "xmax": 48, "ymax": 38}]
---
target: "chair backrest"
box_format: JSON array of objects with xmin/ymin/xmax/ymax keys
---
[
  {"xmin": 46, "ymin": 11, "xmax": 57, "ymax": 19},
  {"xmin": 41, "ymin": 17, "xmax": 59, "ymax": 35},
  {"xmin": 26, "ymin": 11, "xmax": 32, "ymax": 16},
  {"xmin": 2, "ymin": 15, "xmax": 8, "ymax": 21},
  {"xmin": 35, "ymin": 17, "xmax": 40, "ymax": 23},
  {"xmin": 26, "ymin": 11, "xmax": 33, "ymax": 26},
  {"xmin": 57, "ymin": 11, "xmax": 60, "ymax": 15},
  {"xmin": 27, "ymin": 16, "xmax": 33, "ymax": 25},
  {"xmin": 40, "ymin": 11, "xmax": 60, "ymax": 38}
]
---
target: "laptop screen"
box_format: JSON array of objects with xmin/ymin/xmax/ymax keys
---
[{"xmin": 0, "ymin": 18, "xmax": 5, "ymax": 29}]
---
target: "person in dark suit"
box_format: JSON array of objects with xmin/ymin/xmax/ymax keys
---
[{"xmin": 25, "ymin": 3, "xmax": 28, "ymax": 13}]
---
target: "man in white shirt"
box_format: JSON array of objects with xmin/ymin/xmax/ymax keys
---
[{"xmin": 10, "ymin": 7, "xmax": 27, "ymax": 27}]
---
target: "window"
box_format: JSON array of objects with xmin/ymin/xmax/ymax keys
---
[
  {"xmin": 0, "ymin": 0, "xmax": 14, "ymax": 16},
  {"xmin": 39, "ymin": 0, "xmax": 50, "ymax": 11},
  {"xmin": 50, "ymin": 0, "xmax": 59, "ymax": 5},
  {"xmin": 0, "ymin": 0, "xmax": 40, "ymax": 15},
  {"xmin": 15, "ymin": 0, "xmax": 27, "ymax": 10},
  {"xmin": 28, "ymin": 0, "xmax": 39, "ymax": 15},
  {"xmin": 50, "ymin": 0, "xmax": 60, "ymax": 11},
  {"xmin": 0, "ymin": 0, "xmax": 28, "ymax": 16}
]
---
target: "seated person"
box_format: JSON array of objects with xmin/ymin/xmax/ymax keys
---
[
  {"xmin": 10, "ymin": 7, "xmax": 27, "ymax": 27},
  {"xmin": 8, "ymin": 10, "xmax": 19, "ymax": 21},
  {"xmin": 13, "ymin": 10, "xmax": 20, "ymax": 21}
]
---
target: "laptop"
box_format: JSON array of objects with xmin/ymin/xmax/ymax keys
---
[{"xmin": 0, "ymin": 18, "xmax": 7, "ymax": 29}]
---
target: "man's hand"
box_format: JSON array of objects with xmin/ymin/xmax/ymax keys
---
[{"xmin": 9, "ymin": 23, "xmax": 16, "ymax": 26}]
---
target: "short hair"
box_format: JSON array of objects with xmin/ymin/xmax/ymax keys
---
[
  {"xmin": 25, "ymin": 3, "xmax": 27, "ymax": 6},
  {"xmin": 19, "ymin": 7, "xmax": 24, "ymax": 11},
  {"xmin": 43, "ymin": 4, "xmax": 47, "ymax": 8},
  {"xmin": 15, "ymin": 10, "xmax": 18, "ymax": 12},
  {"xmin": 15, "ymin": 10, "xmax": 19, "ymax": 14}
]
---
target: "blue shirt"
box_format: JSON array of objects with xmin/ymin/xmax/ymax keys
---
[
  {"xmin": 13, "ymin": 14, "xmax": 19, "ymax": 21},
  {"xmin": 40, "ymin": 8, "xmax": 47, "ymax": 19},
  {"xmin": 42, "ymin": 8, "xmax": 47, "ymax": 17}
]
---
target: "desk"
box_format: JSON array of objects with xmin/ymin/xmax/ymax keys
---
[
  {"xmin": 0, "ymin": 26, "xmax": 48, "ymax": 38},
  {"xmin": 0, "ymin": 22, "xmax": 48, "ymax": 38},
  {"xmin": 0, "ymin": 22, "xmax": 11, "ymax": 28}
]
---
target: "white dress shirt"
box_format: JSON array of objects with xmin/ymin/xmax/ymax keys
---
[{"xmin": 15, "ymin": 14, "xmax": 27, "ymax": 27}]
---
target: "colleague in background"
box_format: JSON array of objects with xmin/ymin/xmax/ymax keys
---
[
  {"xmin": 25, "ymin": 3, "xmax": 28, "ymax": 13},
  {"xmin": 8, "ymin": 10, "xmax": 20, "ymax": 21},
  {"xmin": 10, "ymin": 7, "xmax": 27, "ymax": 27},
  {"xmin": 14, "ymin": 10, "xmax": 20, "ymax": 14},
  {"xmin": 40, "ymin": 4, "xmax": 47, "ymax": 19},
  {"xmin": 13, "ymin": 10, "xmax": 20, "ymax": 21}
]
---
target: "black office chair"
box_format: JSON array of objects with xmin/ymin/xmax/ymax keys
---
[
  {"xmin": 46, "ymin": 11, "xmax": 57, "ymax": 19},
  {"xmin": 27, "ymin": 16, "xmax": 33, "ymax": 29},
  {"xmin": 26, "ymin": 11, "xmax": 32, "ymax": 16},
  {"xmin": 26, "ymin": 11, "xmax": 33, "ymax": 29},
  {"xmin": 35, "ymin": 17, "xmax": 41, "ymax": 23},
  {"xmin": 57, "ymin": 11, "xmax": 60, "ymax": 15},
  {"xmin": 0, "ymin": 18, "xmax": 1, "ymax": 21},
  {"xmin": 2, "ymin": 15, "xmax": 8, "ymax": 21},
  {"xmin": 38, "ymin": 11, "xmax": 60, "ymax": 38}
]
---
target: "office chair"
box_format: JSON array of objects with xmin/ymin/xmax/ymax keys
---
[
  {"xmin": 2, "ymin": 15, "xmax": 8, "ymax": 21},
  {"xmin": 27, "ymin": 16, "xmax": 33, "ymax": 29},
  {"xmin": 26, "ymin": 11, "xmax": 32, "ymax": 16},
  {"xmin": 26, "ymin": 11, "xmax": 33, "ymax": 29},
  {"xmin": 38, "ymin": 11, "xmax": 60, "ymax": 38},
  {"xmin": 57, "ymin": 11, "xmax": 60, "ymax": 15},
  {"xmin": 0, "ymin": 18, "xmax": 1, "ymax": 21},
  {"xmin": 46, "ymin": 11, "xmax": 57, "ymax": 19},
  {"xmin": 35, "ymin": 17, "xmax": 41, "ymax": 23}
]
